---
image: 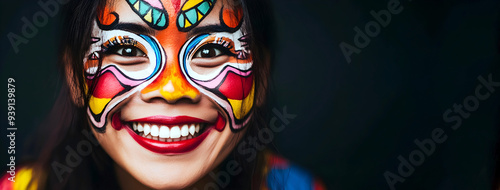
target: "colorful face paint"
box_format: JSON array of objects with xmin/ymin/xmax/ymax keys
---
[
  {"xmin": 179, "ymin": 29, "xmax": 253, "ymax": 130},
  {"xmin": 177, "ymin": 0, "xmax": 216, "ymax": 31},
  {"xmin": 84, "ymin": 29, "xmax": 165, "ymax": 131},
  {"xmin": 125, "ymin": 0, "xmax": 169, "ymax": 30},
  {"xmin": 86, "ymin": 0, "xmax": 251, "ymax": 132}
]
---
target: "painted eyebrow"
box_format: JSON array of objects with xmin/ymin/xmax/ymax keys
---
[
  {"xmin": 110, "ymin": 23, "xmax": 156, "ymax": 35},
  {"xmin": 188, "ymin": 24, "xmax": 232, "ymax": 37}
]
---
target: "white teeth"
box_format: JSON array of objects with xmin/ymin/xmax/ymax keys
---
[
  {"xmin": 159, "ymin": 126, "xmax": 170, "ymax": 138},
  {"xmin": 170, "ymin": 126, "xmax": 181, "ymax": 138},
  {"xmin": 189, "ymin": 124, "xmax": 195, "ymax": 136},
  {"xmin": 181, "ymin": 125, "xmax": 189, "ymax": 137},
  {"xmin": 151, "ymin": 125, "xmax": 159, "ymax": 137},
  {"xmin": 138, "ymin": 123, "xmax": 144, "ymax": 132},
  {"xmin": 134, "ymin": 122, "xmax": 204, "ymax": 141},
  {"xmin": 144, "ymin": 124, "xmax": 151, "ymax": 136}
]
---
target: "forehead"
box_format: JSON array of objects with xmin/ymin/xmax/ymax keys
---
[{"xmin": 107, "ymin": 0, "xmax": 225, "ymax": 33}]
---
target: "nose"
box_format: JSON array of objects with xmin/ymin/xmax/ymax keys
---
[
  {"xmin": 140, "ymin": 11, "xmax": 201, "ymax": 104},
  {"xmin": 140, "ymin": 59, "xmax": 201, "ymax": 104}
]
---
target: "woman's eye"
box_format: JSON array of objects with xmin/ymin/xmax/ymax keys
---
[
  {"xmin": 108, "ymin": 46, "xmax": 146, "ymax": 57},
  {"xmin": 193, "ymin": 45, "xmax": 228, "ymax": 58}
]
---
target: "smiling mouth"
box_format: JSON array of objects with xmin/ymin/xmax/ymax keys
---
[
  {"xmin": 112, "ymin": 113, "xmax": 225, "ymax": 154},
  {"xmin": 127, "ymin": 122, "xmax": 208, "ymax": 142}
]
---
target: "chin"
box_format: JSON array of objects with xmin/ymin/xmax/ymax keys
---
[{"xmin": 92, "ymin": 109, "xmax": 245, "ymax": 189}]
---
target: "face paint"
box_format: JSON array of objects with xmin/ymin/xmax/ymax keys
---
[
  {"xmin": 85, "ymin": 1, "xmax": 251, "ymax": 132},
  {"xmin": 84, "ymin": 29, "xmax": 165, "ymax": 131},
  {"xmin": 177, "ymin": 0, "xmax": 216, "ymax": 31},
  {"xmin": 125, "ymin": 0, "xmax": 169, "ymax": 30},
  {"xmin": 179, "ymin": 29, "xmax": 253, "ymax": 131}
]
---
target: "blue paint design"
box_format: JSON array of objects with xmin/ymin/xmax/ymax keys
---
[
  {"xmin": 178, "ymin": 14, "xmax": 185, "ymax": 28},
  {"xmin": 140, "ymin": 35, "xmax": 162, "ymax": 80},
  {"xmin": 183, "ymin": 34, "xmax": 210, "ymax": 74},
  {"xmin": 198, "ymin": 1, "xmax": 210, "ymax": 15},
  {"xmin": 185, "ymin": 9, "xmax": 198, "ymax": 24}
]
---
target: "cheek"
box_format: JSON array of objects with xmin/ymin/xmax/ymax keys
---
[
  {"xmin": 85, "ymin": 34, "xmax": 164, "ymax": 130},
  {"xmin": 185, "ymin": 64, "xmax": 255, "ymax": 131},
  {"xmin": 217, "ymin": 71, "xmax": 255, "ymax": 121},
  {"xmin": 86, "ymin": 67, "xmax": 138, "ymax": 130}
]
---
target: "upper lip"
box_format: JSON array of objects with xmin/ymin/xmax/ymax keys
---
[{"xmin": 127, "ymin": 115, "xmax": 213, "ymax": 125}]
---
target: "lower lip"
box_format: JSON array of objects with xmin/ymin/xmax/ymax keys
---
[{"xmin": 112, "ymin": 113, "xmax": 223, "ymax": 154}]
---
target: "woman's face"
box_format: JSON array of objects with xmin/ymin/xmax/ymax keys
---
[{"xmin": 82, "ymin": 0, "xmax": 254, "ymax": 188}]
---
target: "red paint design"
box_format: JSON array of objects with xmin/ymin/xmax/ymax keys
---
[
  {"xmin": 218, "ymin": 72, "xmax": 253, "ymax": 100},
  {"xmin": 112, "ymin": 112, "xmax": 123, "ymax": 130},
  {"xmin": 89, "ymin": 72, "xmax": 125, "ymax": 99},
  {"xmin": 171, "ymin": 0, "xmax": 181, "ymax": 13},
  {"xmin": 215, "ymin": 113, "xmax": 226, "ymax": 131}
]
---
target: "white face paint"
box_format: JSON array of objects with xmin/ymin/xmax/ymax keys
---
[
  {"xmin": 84, "ymin": 28, "xmax": 165, "ymax": 129},
  {"xmin": 180, "ymin": 29, "xmax": 254, "ymax": 130}
]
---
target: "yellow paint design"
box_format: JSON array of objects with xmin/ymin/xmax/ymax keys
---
[
  {"xmin": 228, "ymin": 83, "xmax": 255, "ymax": 120},
  {"xmin": 197, "ymin": 11, "xmax": 203, "ymax": 20},
  {"xmin": 133, "ymin": 0, "xmax": 140, "ymax": 10},
  {"xmin": 13, "ymin": 167, "xmax": 37, "ymax": 190},
  {"xmin": 89, "ymin": 96, "xmax": 111, "ymax": 115},
  {"xmin": 144, "ymin": 9, "xmax": 152, "ymax": 22},
  {"xmin": 185, "ymin": 18, "xmax": 192, "ymax": 27},
  {"xmin": 182, "ymin": 0, "xmax": 204, "ymax": 11},
  {"xmin": 159, "ymin": 80, "xmax": 199, "ymax": 102}
]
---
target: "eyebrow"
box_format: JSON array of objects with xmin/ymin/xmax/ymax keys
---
[
  {"xmin": 110, "ymin": 23, "xmax": 156, "ymax": 35},
  {"xmin": 188, "ymin": 24, "xmax": 232, "ymax": 37}
]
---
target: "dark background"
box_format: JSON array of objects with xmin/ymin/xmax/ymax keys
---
[{"xmin": 1, "ymin": 0, "xmax": 500, "ymax": 189}]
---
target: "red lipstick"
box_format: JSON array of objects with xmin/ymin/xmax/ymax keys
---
[{"xmin": 112, "ymin": 113, "xmax": 226, "ymax": 154}]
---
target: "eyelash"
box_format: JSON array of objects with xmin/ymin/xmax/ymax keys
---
[
  {"xmin": 192, "ymin": 38, "xmax": 236, "ymax": 58},
  {"xmin": 101, "ymin": 36, "xmax": 145, "ymax": 55},
  {"xmin": 193, "ymin": 43, "xmax": 235, "ymax": 58}
]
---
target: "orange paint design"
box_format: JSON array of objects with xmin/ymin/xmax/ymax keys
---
[
  {"xmin": 222, "ymin": 6, "xmax": 243, "ymax": 28},
  {"xmin": 98, "ymin": 6, "xmax": 118, "ymax": 26},
  {"xmin": 141, "ymin": 1, "xmax": 200, "ymax": 102},
  {"xmin": 84, "ymin": 59, "xmax": 99, "ymax": 71}
]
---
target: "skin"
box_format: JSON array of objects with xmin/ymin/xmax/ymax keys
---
[{"xmin": 74, "ymin": 0, "xmax": 253, "ymax": 189}]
